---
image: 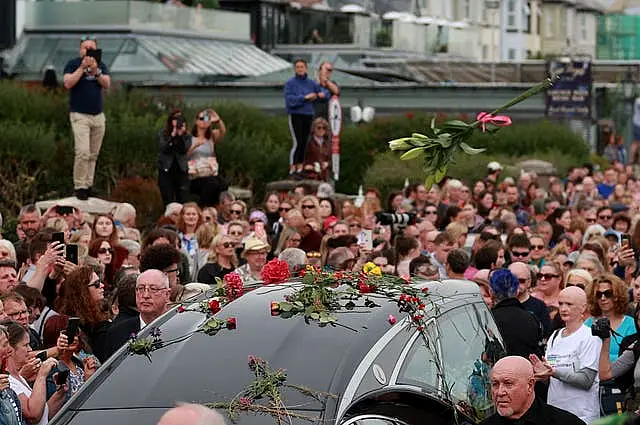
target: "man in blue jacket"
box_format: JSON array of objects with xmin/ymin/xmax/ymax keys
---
[{"xmin": 284, "ymin": 59, "xmax": 329, "ymax": 175}]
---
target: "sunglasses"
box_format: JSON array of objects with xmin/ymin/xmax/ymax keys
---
[
  {"xmin": 599, "ymin": 215, "xmax": 612, "ymax": 220},
  {"xmin": 279, "ymin": 207, "xmax": 291, "ymax": 212},
  {"xmin": 586, "ymin": 218, "xmax": 597, "ymax": 223},
  {"xmin": 87, "ymin": 280, "xmax": 102, "ymax": 289},
  {"xmin": 596, "ymin": 289, "xmax": 614, "ymax": 299},
  {"xmin": 566, "ymin": 282, "xmax": 585, "ymax": 290},
  {"xmin": 425, "ymin": 210, "xmax": 438, "ymax": 215},
  {"xmin": 301, "ymin": 205, "xmax": 315, "ymax": 209},
  {"xmin": 316, "ymin": 126, "xmax": 328, "ymax": 130},
  {"xmin": 537, "ymin": 273, "xmax": 559, "ymax": 280},
  {"xmin": 98, "ymin": 247, "xmax": 114, "ymax": 255},
  {"xmin": 511, "ymin": 251, "xmax": 530, "ymax": 257},
  {"xmin": 222, "ymin": 242, "xmax": 235, "ymax": 248},
  {"xmin": 230, "ymin": 210, "xmax": 243, "ymax": 215},
  {"xmin": 81, "ymin": 35, "xmax": 97, "ymax": 42},
  {"xmin": 517, "ymin": 278, "xmax": 530, "ymax": 284},
  {"xmin": 164, "ymin": 268, "xmax": 180, "ymax": 276},
  {"xmin": 531, "ymin": 245, "xmax": 545, "ymax": 250}
]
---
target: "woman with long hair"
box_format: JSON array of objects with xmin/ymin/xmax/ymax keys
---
[
  {"xmin": 263, "ymin": 192, "xmax": 281, "ymax": 235},
  {"xmin": 299, "ymin": 195, "xmax": 321, "ymax": 222},
  {"xmin": 196, "ymin": 234, "xmax": 238, "ymax": 284},
  {"xmin": 91, "ymin": 214, "xmax": 119, "ymax": 246},
  {"xmin": 275, "ymin": 227, "xmax": 302, "ymax": 256},
  {"xmin": 88, "ymin": 238, "xmax": 116, "ymax": 290},
  {"xmin": 302, "ymin": 117, "xmax": 330, "ymax": 181},
  {"xmin": 158, "ymin": 109, "xmax": 191, "ymax": 206},
  {"xmin": 55, "ymin": 266, "xmax": 109, "ymax": 362},
  {"xmin": 187, "ymin": 108, "xmax": 227, "ymax": 207},
  {"xmin": 5, "ymin": 322, "xmax": 67, "ymax": 425},
  {"xmin": 177, "ymin": 202, "xmax": 204, "ymax": 261}
]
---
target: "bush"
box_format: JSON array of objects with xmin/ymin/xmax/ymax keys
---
[
  {"xmin": 364, "ymin": 150, "xmax": 585, "ymax": 201},
  {"xmin": 0, "ymin": 81, "xmax": 591, "ymax": 223},
  {"xmin": 109, "ymin": 177, "xmax": 164, "ymax": 231}
]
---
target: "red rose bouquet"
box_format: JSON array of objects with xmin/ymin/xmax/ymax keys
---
[{"xmin": 261, "ymin": 259, "xmax": 290, "ymax": 285}]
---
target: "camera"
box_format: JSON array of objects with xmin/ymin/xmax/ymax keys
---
[
  {"xmin": 175, "ymin": 115, "xmax": 186, "ymax": 128},
  {"xmin": 375, "ymin": 212, "xmax": 419, "ymax": 227},
  {"xmin": 591, "ymin": 317, "xmax": 612, "ymax": 339}
]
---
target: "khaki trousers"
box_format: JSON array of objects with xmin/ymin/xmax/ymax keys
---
[{"xmin": 70, "ymin": 112, "xmax": 106, "ymax": 189}]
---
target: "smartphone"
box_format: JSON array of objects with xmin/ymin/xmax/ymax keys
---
[
  {"xmin": 55, "ymin": 206, "xmax": 74, "ymax": 216},
  {"xmin": 357, "ymin": 229, "xmax": 373, "ymax": 251},
  {"xmin": 85, "ymin": 48, "xmax": 102, "ymax": 63},
  {"xmin": 66, "ymin": 244, "xmax": 79, "ymax": 265},
  {"xmin": 175, "ymin": 115, "xmax": 186, "ymax": 128},
  {"xmin": 622, "ymin": 234, "xmax": 631, "ymax": 248},
  {"xmin": 52, "ymin": 231, "xmax": 65, "ymax": 246},
  {"xmin": 35, "ymin": 352, "xmax": 47, "ymax": 362},
  {"xmin": 66, "ymin": 317, "xmax": 80, "ymax": 345},
  {"xmin": 56, "ymin": 369, "xmax": 69, "ymax": 386}
]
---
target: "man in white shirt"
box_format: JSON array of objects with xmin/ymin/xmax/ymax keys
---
[{"xmin": 530, "ymin": 286, "xmax": 601, "ymax": 424}]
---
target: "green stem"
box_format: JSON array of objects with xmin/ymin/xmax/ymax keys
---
[{"xmin": 469, "ymin": 77, "xmax": 556, "ymax": 129}]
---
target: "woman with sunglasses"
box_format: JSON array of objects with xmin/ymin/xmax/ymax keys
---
[
  {"xmin": 302, "ymin": 118, "xmax": 330, "ymax": 181},
  {"xmin": 187, "ymin": 109, "xmax": 227, "ymax": 208},
  {"xmin": 532, "ymin": 262, "xmax": 564, "ymax": 323},
  {"xmin": 585, "ymin": 274, "xmax": 635, "ymax": 361},
  {"xmin": 197, "ymin": 234, "xmax": 238, "ymax": 284},
  {"xmin": 54, "ymin": 266, "xmax": 109, "ymax": 363},
  {"xmin": 88, "ymin": 239, "xmax": 116, "ymax": 291},
  {"xmin": 158, "ymin": 109, "xmax": 191, "ymax": 206}
]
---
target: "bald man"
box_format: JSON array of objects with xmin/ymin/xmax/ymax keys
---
[
  {"xmin": 530, "ymin": 286, "xmax": 601, "ymax": 424},
  {"xmin": 481, "ymin": 356, "xmax": 584, "ymax": 425},
  {"xmin": 104, "ymin": 269, "xmax": 171, "ymax": 360},
  {"xmin": 157, "ymin": 404, "xmax": 226, "ymax": 425}
]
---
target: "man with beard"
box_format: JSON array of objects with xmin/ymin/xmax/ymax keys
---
[
  {"xmin": 481, "ymin": 356, "xmax": 584, "ymax": 425},
  {"xmin": 14, "ymin": 205, "xmax": 41, "ymax": 254}
]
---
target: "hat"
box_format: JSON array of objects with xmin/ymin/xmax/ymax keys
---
[
  {"xmin": 610, "ymin": 203, "xmax": 630, "ymax": 214},
  {"xmin": 565, "ymin": 250, "xmax": 580, "ymax": 265},
  {"xmin": 242, "ymin": 236, "xmax": 270, "ymax": 254},
  {"xmin": 323, "ymin": 216, "xmax": 339, "ymax": 232},
  {"xmin": 604, "ymin": 229, "xmax": 621, "ymax": 244},
  {"xmin": 249, "ymin": 211, "xmax": 268, "ymax": 224},
  {"xmin": 487, "ymin": 161, "xmax": 503, "ymax": 172}
]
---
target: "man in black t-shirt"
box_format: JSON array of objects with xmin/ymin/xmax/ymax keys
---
[{"xmin": 63, "ymin": 36, "xmax": 111, "ymax": 201}]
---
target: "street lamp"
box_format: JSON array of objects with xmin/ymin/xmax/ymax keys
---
[
  {"xmin": 622, "ymin": 69, "xmax": 637, "ymax": 164},
  {"xmin": 350, "ymin": 102, "xmax": 375, "ymax": 125}
]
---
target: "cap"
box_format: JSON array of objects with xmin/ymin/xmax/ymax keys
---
[
  {"xmin": 249, "ymin": 211, "xmax": 268, "ymax": 224},
  {"xmin": 603, "ymin": 229, "xmax": 621, "ymax": 244},
  {"xmin": 610, "ymin": 203, "xmax": 630, "ymax": 214},
  {"xmin": 323, "ymin": 216, "xmax": 339, "ymax": 232},
  {"xmin": 565, "ymin": 250, "xmax": 580, "ymax": 265},
  {"xmin": 487, "ymin": 161, "xmax": 503, "ymax": 172},
  {"xmin": 242, "ymin": 236, "xmax": 270, "ymax": 254}
]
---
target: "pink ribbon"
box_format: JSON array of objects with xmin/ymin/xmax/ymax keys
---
[{"xmin": 477, "ymin": 112, "xmax": 512, "ymax": 132}]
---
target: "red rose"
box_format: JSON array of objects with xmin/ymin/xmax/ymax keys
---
[
  {"xmin": 226, "ymin": 317, "xmax": 237, "ymax": 330},
  {"xmin": 208, "ymin": 299, "xmax": 221, "ymax": 314},
  {"xmin": 177, "ymin": 305, "xmax": 185, "ymax": 313},
  {"xmin": 270, "ymin": 301, "xmax": 280, "ymax": 313},
  {"xmin": 359, "ymin": 282, "xmax": 376, "ymax": 294},
  {"xmin": 223, "ymin": 272, "xmax": 244, "ymax": 300},
  {"xmin": 261, "ymin": 259, "xmax": 291, "ymax": 284}
]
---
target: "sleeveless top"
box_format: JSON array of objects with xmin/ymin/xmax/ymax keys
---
[{"xmin": 188, "ymin": 137, "xmax": 214, "ymax": 161}]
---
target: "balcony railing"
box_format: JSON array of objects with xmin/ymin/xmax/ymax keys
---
[{"xmin": 21, "ymin": 0, "xmax": 251, "ymax": 41}]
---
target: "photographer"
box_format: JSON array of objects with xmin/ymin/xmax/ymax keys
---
[
  {"xmin": 63, "ymin": 36, "xmax": 111, "ymax": 201},
  {"xmin": 158, "ymin": 110, "xmax": 191, "ymax": 206},
  {"xmin": 598, "ymin": 306, "xmax": 640, "ymax": 414}
]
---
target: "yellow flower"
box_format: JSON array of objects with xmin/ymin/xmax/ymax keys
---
[{"xmin": 363, "ymin": 262, "xmax": 382, "ymax": 276}]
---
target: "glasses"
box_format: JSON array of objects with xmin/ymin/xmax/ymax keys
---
[
  {"xmin": 222, "ymin": 242, "xmax": 235, "ymax": 248},
  {"xmin": 517, "ymin": 278, "xmax": 530, "ymax": 284},
  {"xmin": 230, "ymin": 210, "xmax": 243, "ymax": 215},
  {"xmin": 301, "ymin": 205, "xmax": 316, "ymax": 209},
  {"xmin": 511, "ymin": 251, "xmax": 530, "ymax": 257},
  {"xmin": 566, "ymin": 282, "xmax": 585, "ymax": 290},
  {"xmin": 164, "ymin": 268, "xmax": 180, "ymax": 276},
  {"xmin": 596, "ymin": 289, "xmax": 614, "ymax": 299},
  {"xmin": 80, "ymin": 35, "xmax": 97, "ymax": 41},
  {"xmin": 279, "ymin": 207, "xmax": 291, "ymax": 212},
  {"xmin": 531, "ymin": 245, "xmax": 545, "ymax": 250},
  {"xmin": 586, "ymin": 218, "xmax": 597, "ymax": 223},
  {"xmin": 7, "ymin": 310, "xmax": 28, "ymax": 318},
  {"xmin": 289, "ymin": 238, "xmax": 302, "ymax": 243},
  {"xmin": 599, "ymin": 215, "xmax": 612, "ymax": 220},
  {"xmin": 87, "ymin": 280, "xmax": 103, "ymax": 289},
  {"xmin": 425, "ymin": 210, "xmax": 438, "ymax": 215},
  {"xmin": 98, "ymin": 247, "xmax": 114, "ymax": 255},
  {"xmin": 135, "ymin": 286, "xmax": 167, "ymax": 294},
  {"xmin": 537, "ymin": 273, "xmax": 559, "ymax": 280}
]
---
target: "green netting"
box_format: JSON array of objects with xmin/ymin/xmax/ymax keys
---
[{"xmin": 598, "ymin": 14, "xmax": 640, "ymax": 60}]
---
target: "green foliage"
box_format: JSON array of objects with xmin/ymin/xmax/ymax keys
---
[
  {"xmin": 0, "ymin": 80, "xmax": 590, "ymax": 224},
  {"xmin": 365, "ymin": 150, "xmax": 586, "ymax": 201}
]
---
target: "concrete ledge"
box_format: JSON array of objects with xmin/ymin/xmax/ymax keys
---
[{"xmin": 36, "ymin": 197, "xmax": 122, "ymax": 215}]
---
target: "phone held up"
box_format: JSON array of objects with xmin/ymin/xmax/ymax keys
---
[
  {"xmin": 35, "ymin": 351, "xmax": 47, "ymax": 362},
  {"xmin": 66, "ymin": 317, "xmax": 81, "ymax": 345},
  {"xmin": 56, "ymin": 369, "xmax": 69, "ymax": 387},
  {"xmin": 52, "ymin": 232, "xmax": 65, "ymax": 246}
]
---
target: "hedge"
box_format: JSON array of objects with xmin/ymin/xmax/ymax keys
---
[{"xmin": 0, "ymin": 81, "xmax": 590, "ymax": 220}]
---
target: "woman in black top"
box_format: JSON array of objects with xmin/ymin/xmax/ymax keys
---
[
  {"xmin": 197, "ymin": 234, "xmax": 238, "ymax": 284},
  {"xmin": 158, "ymin": 109, "xmax": 191, "ymax": 206}
]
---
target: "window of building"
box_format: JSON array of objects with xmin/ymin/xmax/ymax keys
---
[
  {"xmin": 506, "ymin": 0, "xmax": 516, "ymax": 29},
  {"xmin": 462, "ymin": 0, "xmax": 471, "ymax": 20},
  {"xmin": 580, "ymin": 14, "xmax": 587, "ymax": 40},
  {"xmin": 508, "ymin": 48, "xmax": 516, "ymax": 59}
]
